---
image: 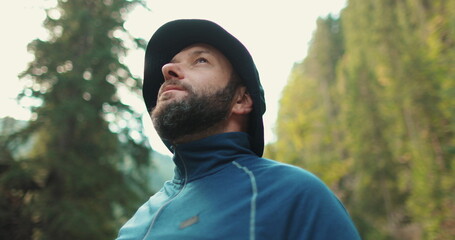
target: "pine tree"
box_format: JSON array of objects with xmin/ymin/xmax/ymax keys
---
[{"xmin": 0, "ymin": 0, "xmax": 152, "ymax": 238}]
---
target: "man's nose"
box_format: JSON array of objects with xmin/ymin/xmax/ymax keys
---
[{"xmin": 162, "ymin": 63, "xmax": 183, "ymax": 81}]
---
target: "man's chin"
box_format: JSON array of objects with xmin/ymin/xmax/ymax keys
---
[{"xmin": 151, "ymin": 97, "xmax": 185, "ymax": 120}]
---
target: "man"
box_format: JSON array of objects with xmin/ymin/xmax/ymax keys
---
[{"xmin": 117, "ymin": 19, "xmax": 361, "ymax": 240}]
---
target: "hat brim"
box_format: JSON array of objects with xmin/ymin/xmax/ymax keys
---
[{"xmin": 143, "ymin": 19, "xmax": 265, "ymax": 157}]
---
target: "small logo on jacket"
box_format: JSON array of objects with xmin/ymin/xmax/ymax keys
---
[{"xmin": 179, "ymin": 215, "xmax": 199, "ymax": 229}]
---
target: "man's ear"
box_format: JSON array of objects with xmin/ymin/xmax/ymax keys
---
[{"xmin": 231, "ymin": 86, "xmax": 253, "ymax": 115}]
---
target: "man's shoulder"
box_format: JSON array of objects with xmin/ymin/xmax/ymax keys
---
[
  {"xmin": 236, "ymin": 157, "xmax": 326, "ymax": 189},
  {"xmin": 243, "ymin": 157, "xmax": 314, "ymax": 175},
  {"xmin": 234, "ymin": 157, "xmax": 343, "ymax": 210}
]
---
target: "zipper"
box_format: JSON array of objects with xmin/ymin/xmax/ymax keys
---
[{"xmin": 142, "ymin": 147, "xmax": 188, "ymax": 240}]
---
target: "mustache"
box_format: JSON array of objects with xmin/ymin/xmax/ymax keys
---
[{"xmin": 160, "ymin": 80, "xmax": 193, "ymax": 93}]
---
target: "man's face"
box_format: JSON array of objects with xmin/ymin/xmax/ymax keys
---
[
  {"xmin": 155, "ymin": 43, "xmax": 234, "ymax": 104},
  {"xmin": 150, "ymin": 44, "xmax": 239, "ymax": 142}
]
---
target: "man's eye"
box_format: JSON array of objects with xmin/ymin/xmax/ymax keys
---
[{"xmin": 195, "ymin": 58, "xmax": 208, "ymax": 63}]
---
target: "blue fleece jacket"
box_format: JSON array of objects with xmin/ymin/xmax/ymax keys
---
[{"xmin": 117, "ymin": 132, "xmax": 361, "ymax": 239}]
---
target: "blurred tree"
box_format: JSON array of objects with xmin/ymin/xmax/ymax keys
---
[
  {"xmin": 338, "ymin": 1, "xmax": 407, "ymax": 238},
  {"xmin": 0, "ymin": 0, "xmax": 152, "ymax": 239},
  {"xmin": 266, "ymin": 0, "xmax": 454, "ymax": 239},
  {"xmin": 268, "ymin": 16, "xmax": 348, "ymax": 187}
]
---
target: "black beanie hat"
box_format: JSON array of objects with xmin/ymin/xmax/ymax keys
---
[{"xmin": 143, "ymin": 19, "xmax": 266, "ymax": 157}]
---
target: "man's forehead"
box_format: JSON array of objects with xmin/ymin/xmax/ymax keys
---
[
  {"xmin": 181, "ymin": 43, "xmax": 215, "ymax": 53},
  {"xmin": 172, "ymin": 43, "xmax": 224, "ymax": 59}
]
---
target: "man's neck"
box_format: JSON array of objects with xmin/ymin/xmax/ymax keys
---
[{"xmin": 171, "ymin": 121, "xmax": 229, "ymax": 145}]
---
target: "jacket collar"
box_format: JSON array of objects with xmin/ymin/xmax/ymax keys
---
[{"xmin": 170, "ymin": 132, "xmax": 254, "ymax": 182}]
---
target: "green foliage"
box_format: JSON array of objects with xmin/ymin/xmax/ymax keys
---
[
  {"xmin": 0, "ymin": 0, "xmax": 153, "ymax": 239},
  {"xmin": 267, "ymin": 0, "xmax": 455, "ymax": 239}
]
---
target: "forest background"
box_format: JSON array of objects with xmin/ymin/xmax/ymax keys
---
[{"xmin": 0, "ymin": 0, "xmax": 454, "ymax": 239}]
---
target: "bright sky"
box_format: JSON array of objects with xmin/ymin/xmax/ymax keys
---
[{"xmin": 1, "ymin": 0, "xmax": 346, "ymax": 155}]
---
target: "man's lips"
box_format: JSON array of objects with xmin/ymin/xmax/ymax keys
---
[{"xmin": 159, "ymin": 85, "xmax": 185, "ymax": 97}]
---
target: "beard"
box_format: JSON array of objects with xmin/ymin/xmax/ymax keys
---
[{"xmin": 151, "ymin": 79, "xmax": 239, "ymax": 143}]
